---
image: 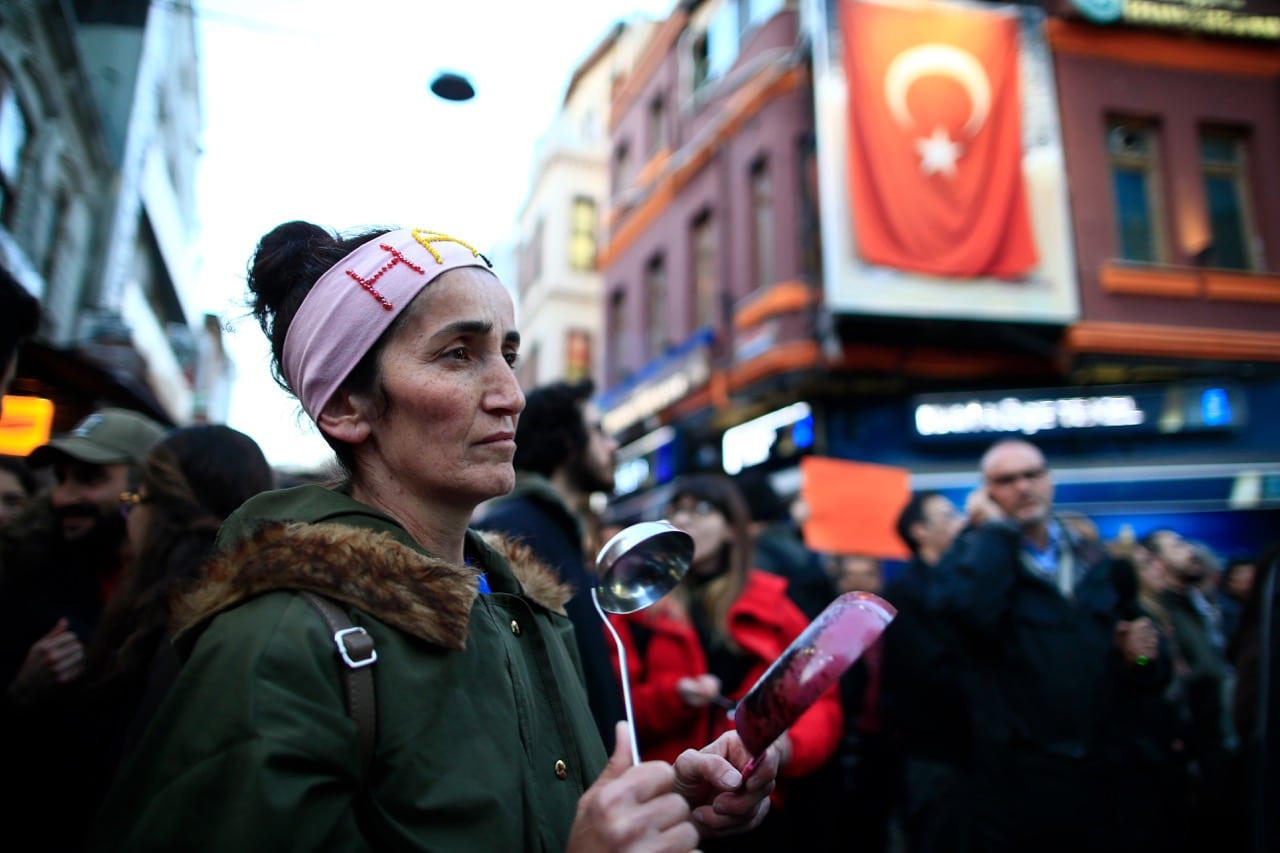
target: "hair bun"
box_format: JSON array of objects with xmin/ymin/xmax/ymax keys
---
[{"xmin": 246, "ymin": 220, "xmax": 334, "ymax": 317}]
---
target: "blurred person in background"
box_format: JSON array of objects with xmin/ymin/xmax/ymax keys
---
[
  {"xmin": 830, "ymin": 553, "xmax": 883, "ymax": 597},
  {"xmin": 1145, "ymin": 527, "xmax": 1244, "ymax": 850},
  {"xmin": 0, "ymin": 409, "xmax": 166, "ymax": 711},
  {"xmin": 882, "ymin": 490, "xmax": 972, "ymax": 853},
  {"xmin": 1227, "ymin": 542, "xmax": 1279, "ymax": 853},
  {"xmin": 607, "ymin": 472, "xmax": 843, "ymax": 852},
  {"xmin": 735, "ymin": 467, "xmax": 834, "ymax": 620},
  {"xmin": 472, "ymin": 378, "xmax": 626, "ymax": 751},
  {"xmin": 1106, "ymin": 533, "xmax": 1195, "ymax": 850},
  {"xmin": 0, "ymin": 455, "xmax": 36, "ymax": 529},
  {"xmin": 1220, "ymin": 555, "xmax": 1258, "ymax": 654},
  {"xmin": 0, "ymin": 265, "xmax": 40, "ymax": 413},
  {"xmin": 6, "ymin": 424, "xmax": 274, "ymax": 849},
  {"xmin": 931, "ymin": 439, "xmax": 1167, "ymax": 853},
  {"xmin": 89, "ymin": 222, "xmax": 777, "ymax": 851},
  {"xmin": 825, "ymin": 552, "xmax": 898, "ymax": 853}
]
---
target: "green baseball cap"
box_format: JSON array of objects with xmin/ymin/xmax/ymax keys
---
[{"xmin": 28, "ymin": 407, "xmax": 167, "ymax": 468}]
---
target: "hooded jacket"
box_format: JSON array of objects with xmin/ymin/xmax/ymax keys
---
[{"xmin": 89, "ymin": 485, "xmax": 607, "ymax": 852}]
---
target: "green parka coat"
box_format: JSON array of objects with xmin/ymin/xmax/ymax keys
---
[{"xmin": 89, "ymin": 485, "xmax": 608, "ymax": 851}]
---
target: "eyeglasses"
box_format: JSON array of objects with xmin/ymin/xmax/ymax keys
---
[
  {"xmin": 118, "ymin": 491, "xmax": 144, "ymax": 517},
  {"xmin": 988, "ymin": 467, "xmax": 1048, "ymax": 488}
]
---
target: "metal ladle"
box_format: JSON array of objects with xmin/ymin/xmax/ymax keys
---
[{"xmin": 592, "ymin": 520, "xmax": 694, "ymax": 764}]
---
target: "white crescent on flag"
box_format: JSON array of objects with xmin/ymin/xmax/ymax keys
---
[{"xmin": 884, "ymin": 44, "xmax": 992, "ymax": 137}]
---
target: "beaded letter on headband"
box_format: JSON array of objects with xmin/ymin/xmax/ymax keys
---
[{"xmin": 282, "ymin": 228, "xmax": 494, "ymax": 419}]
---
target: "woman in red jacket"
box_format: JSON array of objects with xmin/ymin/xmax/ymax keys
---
[{"xmin": 608, "ymin": 473, "xmax": 844, "ymax": 849}]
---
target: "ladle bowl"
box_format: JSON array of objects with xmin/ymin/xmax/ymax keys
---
[
  {"xmin": 592, "ymin": 520, "xmax": 693, "ymax": 764},
  {"xmin": 594, "ymin": 520, "xmax": 694, "ymax": 614}
]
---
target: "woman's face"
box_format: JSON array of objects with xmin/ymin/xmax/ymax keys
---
[
  {"xmin": 356, "ymin": 268, "xmax": 525, "ymax": 509},
  {"xmin": 669, "ymin": 497, "xmax": 728, "ymax": 575}
]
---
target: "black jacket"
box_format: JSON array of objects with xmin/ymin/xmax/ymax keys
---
[{"xmin": 929, "ymin": 519, "xmax": 1169, "ymax": 762}]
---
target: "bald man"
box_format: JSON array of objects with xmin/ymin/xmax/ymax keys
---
[{"xmin": 929, "ymin": 439, "xmax": 1170, "ymax": 852}]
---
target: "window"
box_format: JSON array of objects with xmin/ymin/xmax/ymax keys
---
[
  {"xmin": 531, "ymin": 218, "xmax": 544, "ymax": 284},
  {"xmin": 750, "ymin": 157, "xmax": 774, "ymax": 292},
  {"xmin": 691, "ymin": 212, "xmax": 717, "ymax": 330},
  {"xmin": 1200, "ymin": 128, "xmax": 1255, "ymax": 271},
  {"xmin": 645, "ymin": 255, "xmax": 667, "ymax": 357},
  {"xmin": 518, "ymin": 342, "xmax": 539, "ymax": 390},
  {"xmin": 706, "ymin": 1, "xmax": 741, "ymax": 81},
  {"xmin": 692, "ymin": 32, "xmax": 711, "ymax": 90},
  {"xmin": 798, "ymin": 133, "xmax": 822, "ymax": 279},
  {"xmin": 607, "ymin": 288, "xmax": 627, "ymax": 385},
  {"xmin": 648, "ymin": 95, "xmax": 668, "ymax": 156},
  {"xmin": 518, "ymin": 220, "xmax": 545, "ymax": 299},
  {"xmin": 565, "ymin": 328, "xmax": 591, "ymax": 382},
  {"xmin": 612, "ymin": 142, "xmax": 631, "ymax": 197},
  {"xmin": 1107, "ymin": 119, "xmax": 1166, "ymax": 264},
  {"xmin": 569, "ymin": 197, "xmax": 597, "ymax": 272},
  {"xmin": 0, "ymin": 72, "xmax": 29, "ymax": 225}
]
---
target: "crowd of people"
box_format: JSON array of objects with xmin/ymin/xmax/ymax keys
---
[{"xmin": 0, "ymin": 232, "xmax": 1275, "ymax": 851}]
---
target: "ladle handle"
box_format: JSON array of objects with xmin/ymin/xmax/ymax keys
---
[{"xmin": 592, "ymin": 588, "xmax": 642, "ymax": 766}]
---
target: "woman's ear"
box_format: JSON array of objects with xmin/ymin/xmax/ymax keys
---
[{"xmin": 316, "ymin": 389, "xmax": 372, "ymax": 446}]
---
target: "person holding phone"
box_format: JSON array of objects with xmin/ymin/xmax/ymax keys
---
[{"xmin": 929, "ymin": 438, "xmax": 1168, "ymax": 852}]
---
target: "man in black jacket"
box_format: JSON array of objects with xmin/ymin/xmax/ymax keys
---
[
  {"xmin": 473, "ymin": 379, "xmax": 625, "ymax": 749},
  {"xmin": 931, "ymin": 439, "xmax": 1167, "ymax": 853},
  {"xmin": 881, "ymin": 490, "xmax": 970, "ymax": 853}
]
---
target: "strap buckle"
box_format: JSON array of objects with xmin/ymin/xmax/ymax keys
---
[{"xmin": 332, "ymin": 626, "xmax": 377, "ymax": 669}]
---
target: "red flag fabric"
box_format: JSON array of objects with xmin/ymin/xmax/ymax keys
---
[{"xmin": 841, "ymin": 0, "xmax": 1037, "ymax": 278}]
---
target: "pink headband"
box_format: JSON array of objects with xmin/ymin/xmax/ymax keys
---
[{"xmin": 282, "ymin": 228, "xmax": 494, "ymax": 419}]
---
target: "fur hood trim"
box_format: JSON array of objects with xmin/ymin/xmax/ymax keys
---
[{"xmin": 172, "ymin": 522, "xmax": 572, "ymax": 650}]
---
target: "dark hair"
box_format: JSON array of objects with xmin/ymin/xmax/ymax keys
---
[
  {"xmin": 245, "ymin": 220, "xmax": 398, "ymax": 472},
  {"xmin": 667, "ymin": 472, "xmax": 753, "ymax": 644},
  {"xmin": 513, "ymin": 379, "xmax": 594, "ymax": 477},
  {"xmin": 0, "ymin": 454, "xmax": 36, "ymax": 496},
  {"xmin": 734, "ymin": 467, "xmax": 788, "ymax": 523},
  {"xmin": 0, "ymin": 266, "xmax": 40, "ymax": 372},
  {"xmin": 83, "ymin": 425, "xmax": 275, "ymax": 687},
  {"xmin": 895, "ymin": 490, "xmax": 942, "ymax": 555},
  {"xmin": 1138, "ymin": 527, "xmax": 1178, "ymax": 556}
]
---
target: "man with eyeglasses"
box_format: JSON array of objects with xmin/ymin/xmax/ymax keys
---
[
  {"xmin": 930, "ymin": 438, "xmax": 1169, "ymax": 852},
  {"xmin": 0, "ymin": 408, "xmax": 165, "ymax": 712}
]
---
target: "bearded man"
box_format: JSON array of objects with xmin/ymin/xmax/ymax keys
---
[
  {"xmin": 473, "ymin": 379, "xmax": 625, "ymax": 750},
  {"xmin": 0, "ymin": 408, "xmax": 166, "ymax": 707}
]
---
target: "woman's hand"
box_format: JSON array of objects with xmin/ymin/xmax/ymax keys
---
[
  {"xmin": 676, "ymin": 673, "xmax": 722, "ymax": 708},
  {"xmin": 8, "ymin": 618, "xmax": 84, "ymax": 706},
  {"xmin": 568, "ymin": 722, "xmax": 700, "ymax": 853},
  {"xmin": 1115, "ymin": 617, "xmax": 1159, "ymax": 666},
  {"xmin": 672, "ymin": 730, "xmax": 779, "ymax": 839}
]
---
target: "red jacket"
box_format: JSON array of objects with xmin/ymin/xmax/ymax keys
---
[{"xmin": 607, "ymin": 570, "xmax": 843, "ymax": 778}]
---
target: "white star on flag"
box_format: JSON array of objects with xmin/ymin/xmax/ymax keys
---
[{"xmin": 915, "ymin": 127, "xmax": 963, "ymax": 176}]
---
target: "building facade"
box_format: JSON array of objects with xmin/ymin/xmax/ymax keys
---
[
  {"xmin": 0, "ymin": 0, "xmax": 212, "ymax": 433},
  {"xmin": 512, "ymin": 16, "xmax": 658, "ymax": 389},
  {"xmin": 593, "ymin": 0, "xmax": 1280, "ymax": 559}
]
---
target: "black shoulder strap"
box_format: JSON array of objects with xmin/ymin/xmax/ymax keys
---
[{"xmin": 300, "ymin": 591, "xmax": 378, "ymax": 773}]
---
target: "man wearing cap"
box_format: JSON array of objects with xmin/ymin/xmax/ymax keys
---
[{"xmin": 0, "ymin": 407, "xmax": 166, "ymax": 709}]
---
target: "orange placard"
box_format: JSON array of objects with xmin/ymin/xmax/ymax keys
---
[
  {"xmin": 0, "ymin": 396, "xmax": 55, "ymax": 456},
  {"xmin": 800, "ymin": 456, "xmax": 912, "ymax": 559}
]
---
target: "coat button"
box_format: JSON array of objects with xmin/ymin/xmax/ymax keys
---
[
  {"xmin": 510, "ymin": 620, "xmax": 521, "ymax": 636},
  {"xmin": 554, "ymin": 759, "xmax": 568, "ymax": 780}
]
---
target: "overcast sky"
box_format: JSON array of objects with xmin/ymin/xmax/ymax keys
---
[{"xmin": 192, "ymin": 0, "xmax": 673, "ymax": 470}]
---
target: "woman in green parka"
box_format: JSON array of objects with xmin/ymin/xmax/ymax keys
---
[{"xmin": 87, "ymin": 222, "xmax": 779, "ymax": 852}]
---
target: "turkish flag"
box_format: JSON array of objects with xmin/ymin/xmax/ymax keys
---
[{"xmin": 841, "ymin": 0, "xmax": 1037, "ymax": 278}]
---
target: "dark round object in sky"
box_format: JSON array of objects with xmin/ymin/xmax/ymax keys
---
[{"xmin": 429, "ymin": 72, "xmax": 475, "ymax": 102}]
